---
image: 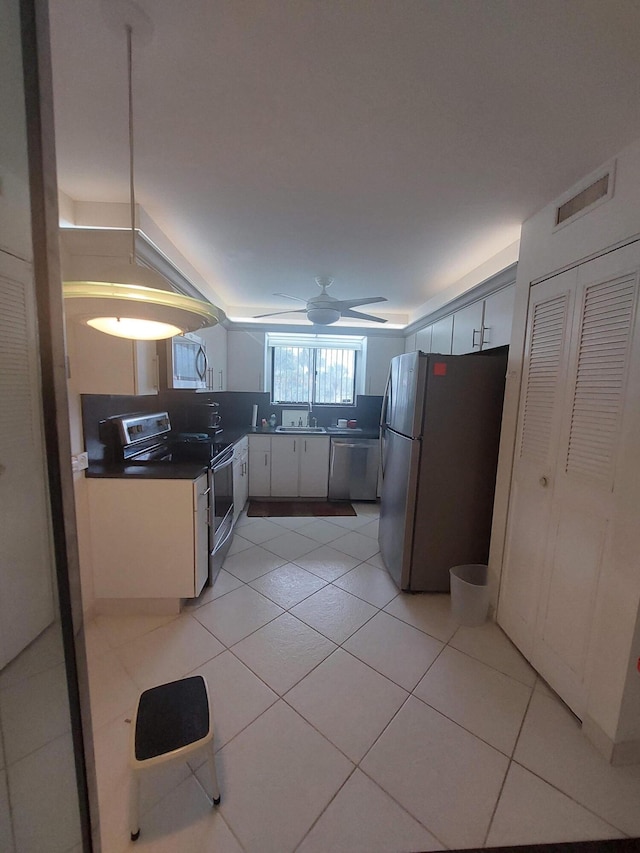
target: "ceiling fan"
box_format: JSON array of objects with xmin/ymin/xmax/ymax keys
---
[{"xmin": 254, "ymin": 277, "xmax": 388, "ymax": 325}]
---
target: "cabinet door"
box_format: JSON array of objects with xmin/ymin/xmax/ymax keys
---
[
  {"xmin": 238, "ymin": 448, "xmax": 249, "ymax": 515},
  {"xmin": 133, "ymin": 340, "xmax": 159, "ymax": 394},
  {"xmin": 270, "ymin": 436, "xmax": 299, "ymax": 497},
  {"xmin": 88, "ymin": 479, "xmax": 199, "ymax": 598},
  {"xmin": 430, "ymin": 315, "xmax": 454, "ymax": 354},
  {"xmin": 415, "ymin": 326, "xmax": 432, "ymax": 353},
  {"xmin": 248, "ymin": 436, "xmax": 271, "ymax": 496},
  {"xmin": 227, "ymin": 330, "xmax": 265, "ymax": 391},
  {"xmin": 365, "ymin": 336, "xmax": 405, "ymax": 394},
  {"xmin": 194, "ymin": 474, "xmax": 209, "ymax": 596},
  {"xmin": 233, "ymin": 455, "xmax": 244, "ymax": 523},
  {"xmin": 200, "ymin": 323, "xmax": 227, "ymax": 391},
  {"xmin": 299, "ymin": 436, "xmax": 330, "ymax": 498},
  {"xmin": 233, "ymin": 439, "xmax": 249, "ymax": 521},
  {"xmin": 452, "ymin": 301, "xmax": 484, "ymax": 354},
  {"xmin": 67, "ymin": 323, "xmax": 158, "ymax": 395},
  {"xmin": 482, "ymin": 284, "xmax": 515, "ymax": 349}
]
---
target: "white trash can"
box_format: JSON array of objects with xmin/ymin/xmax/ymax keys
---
[{"xmin": 449, "ymin": 564, "xmax": 490, "ymax": 627}]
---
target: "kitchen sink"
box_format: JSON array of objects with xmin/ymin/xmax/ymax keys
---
[{"xmin": 275, "ymin": 426, "xmax": 327, "ymax": 433}]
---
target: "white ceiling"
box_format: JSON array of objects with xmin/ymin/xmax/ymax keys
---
[{"xmin": 48, "ymin": 0, "xmax": 640, "ymax": 327}]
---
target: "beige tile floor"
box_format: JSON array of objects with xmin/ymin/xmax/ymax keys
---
[{"xmin": 85, "ymin": 504, "xmax": 640, "ymax": 852}]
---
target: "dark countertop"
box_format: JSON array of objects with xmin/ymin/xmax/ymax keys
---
[
  {"xmin": 86, "ymin": 461, "xmax": 209, "ymax": 480},
  {"xmin": 242, "ymin": 426, "xmax": 380, "ymax": 440},
  {"xmin": 86, "ymin": 424, "xmax": 380, "ymax": 479}
]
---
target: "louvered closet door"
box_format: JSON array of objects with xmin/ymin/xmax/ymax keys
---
[
  {"xmin": 0, "ymin": 253, "xmax": 54, "ymax": 666},
  {"xmin": 498, "ymin": 270, "xmax": 576, "ymax": 657},
  {"xmin": 531, "ymin": 242, "xmax": 640, "ymax": 717}
]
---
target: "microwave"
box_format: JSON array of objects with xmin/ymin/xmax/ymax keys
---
[{"xmin": 164, "ymin": 332, "xmax": 208, "ymax": 389}]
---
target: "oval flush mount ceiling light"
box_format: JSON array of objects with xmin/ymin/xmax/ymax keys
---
[
  {"xmin": 63, "ymin": 0, "xmax": 217, "ymax": 340},
  {"xmin": 63, "ymin": 281, "xmax": 218, "ymax": 340}
]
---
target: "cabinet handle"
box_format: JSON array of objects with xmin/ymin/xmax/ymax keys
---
[
  {"xmin": 539, "ymin": 475, "xmax": 549, "ymax": 488},
  {"xmin": 472, "ymin": 328, "xmax": 481, "ymax": 348},
  {"xmin": 264, "ymin": 453, "xmax": 268, "ymax": 467},
  {"xmin": 304, "ymin": 440, "xmax": 307, "ymax": 453},
  {"xmin": 200, "ymin": 487, "xmax": 211, "ymax": 497},
  {"xmin": 481, "ymin": 325, "xmax": 490, "ymax": 347},
  {"xmin": 293, "ymin": 440, "xmax": 296, "ymax": 453},
  {"xmin": 218, "ymin": 369, "xmax": 223, "ymax": 390}
]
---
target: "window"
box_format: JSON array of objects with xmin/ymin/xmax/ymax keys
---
[{"xmin": 267, "ymin": 333, "xmax": 364, "ymax": 405}]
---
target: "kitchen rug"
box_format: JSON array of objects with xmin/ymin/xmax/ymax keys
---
[{"xmin": 247, "ymin": 501, "xmax": 356, "ymax": 517}]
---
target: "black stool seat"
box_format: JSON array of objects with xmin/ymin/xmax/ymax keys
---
[
  {"xmin": 129, "ymin": 674, "xmax": 220, "ymax": 841},
  {"xmin": 135, "ymin": 676, "xmax": 209, "ymax": 761}
]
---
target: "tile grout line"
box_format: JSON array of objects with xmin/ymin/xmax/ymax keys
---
[{"xmin": 480, "ymin": 678, "xmax": 536, "ymax": 847}]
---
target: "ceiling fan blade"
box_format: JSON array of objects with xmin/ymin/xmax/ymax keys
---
[
  {"xmin": 340, "ymin": 308, "xmax": 387, "ymax": 323},
  {"xmin": 334, "ymin": 296, "xmax": 388, "ymax": 309},
  {"xmin": 273, "ymin": 292, "xmax": 308, "ymax": 303},
  {"xmin": 253, "ymin": 308, "xmax": 308, "ymax": 318}
]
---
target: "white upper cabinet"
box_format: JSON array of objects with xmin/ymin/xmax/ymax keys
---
[
  {"xmin": 66, "ymin": 321, "xmax": 158, "ymax": 395},
  {"xmin": 200, "ymin": 322, "xmax": 227, "ymax": 391},
  {"xmin": 482, "ymin": 284, "xmax": 515, "ymax": 349},
  {"xmin": 365, "ymin": 335, "xmax": 405, "ymax": 394},
  {"xmin": 404, "ymin": 332, "xmax": 417, "ymax": 353},
  {"xmin": 430, "ymin": 315, "xmax": 454, "ymax": 354},
  {"xmin": 452, "ymin": 301, "xmax": 484, "ymax": 354},
  {"xmin": 227, "ymin": 330, "xmax": 265, "ymax": 391},
  {"xmin": 415, "ymin": 326, "xmax": 432, "ymax": 353}
]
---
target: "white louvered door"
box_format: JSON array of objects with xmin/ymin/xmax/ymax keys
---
[
  {"xmin": 499, "ymin": 242, "xmax": 640, "ymax": 717},
  {"xmin": 498, "ymin": 270, "xmax": 576, "ymax": 657},
  {"xmin": 0, "ymin": 252, "xmax": 55, "ymax": 667}
]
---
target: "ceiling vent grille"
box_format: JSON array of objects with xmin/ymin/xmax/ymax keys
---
[{"xmin": 555, "ymin": 172, "xmax": 612, "ymax": 227}]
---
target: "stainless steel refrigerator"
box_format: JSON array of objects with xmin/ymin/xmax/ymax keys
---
[{"xmin": 378, "ymin": 350, "xmax": 507, "ymax": 591}]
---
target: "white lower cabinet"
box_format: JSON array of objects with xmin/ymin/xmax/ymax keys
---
[
  {"xmin": 248, "ymin": 435, "xmax": 271, "ymax": 496},
  {"xmin": 248, "ymin": 434, "xmax": 330, "ymax": 498},
  {"xmin": 299, "ymin": 436, "xmax": 331, "ymax": 497},
  {"xmin": 232, "ymin": 437, "xmax": 249, "ymax": 522},
  {"xmin": 87, "ymin": 473, "xmax": 209, "ymax": 599},
  {"xmin": 270, "ymin": 436, "xmax": 300, "ymax": 497}
]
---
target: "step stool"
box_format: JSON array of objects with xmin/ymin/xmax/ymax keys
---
[{"xmin": 129, "ymin": 675, "xmax": 220, "ymax": 841}]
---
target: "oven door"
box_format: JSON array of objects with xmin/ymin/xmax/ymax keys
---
[{"xmin": 209, "ymin": 446, "xmax": 234, "ymax": 584}]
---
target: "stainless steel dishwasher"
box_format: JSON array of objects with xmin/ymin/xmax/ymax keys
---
[{"xmin": 328, "ymin": 438, "xmax": 380, "ymax": 501}]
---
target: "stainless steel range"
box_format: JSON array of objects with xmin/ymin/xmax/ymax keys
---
[{"xmin": 100, "ymin": 411, "xmax": 234, "ymax": 588}]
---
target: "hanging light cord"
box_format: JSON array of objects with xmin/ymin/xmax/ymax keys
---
[{"xmin": 127, "ymin": 24, "xmax": 137, "ymax": 266}]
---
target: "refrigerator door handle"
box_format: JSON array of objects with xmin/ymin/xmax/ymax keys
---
[
  {"xmin": 380, "ymin": 365, "xmax": 392, "ymax": 429},
  {"xmin": 380, "ymin": 428, "xmax": 387, "ymax": 478}
]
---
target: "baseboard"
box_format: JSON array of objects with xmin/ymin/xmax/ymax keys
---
[
  {"xmin": 582, "ymin": 714, "xmax": 640, "ymax": 765},
  {"xmin": 94, "ymin": 598, "xmax": 182, "ymax": 616}
]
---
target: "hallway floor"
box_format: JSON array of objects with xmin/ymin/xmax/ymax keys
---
[{"xmin": 85, "ymin": 503, "xmax": 640, "ymax": 851}]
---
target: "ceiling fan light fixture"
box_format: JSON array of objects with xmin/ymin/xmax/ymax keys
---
[{"xmin": 307, "ymin": 307, "xmax": 341, "ymax": 325}]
